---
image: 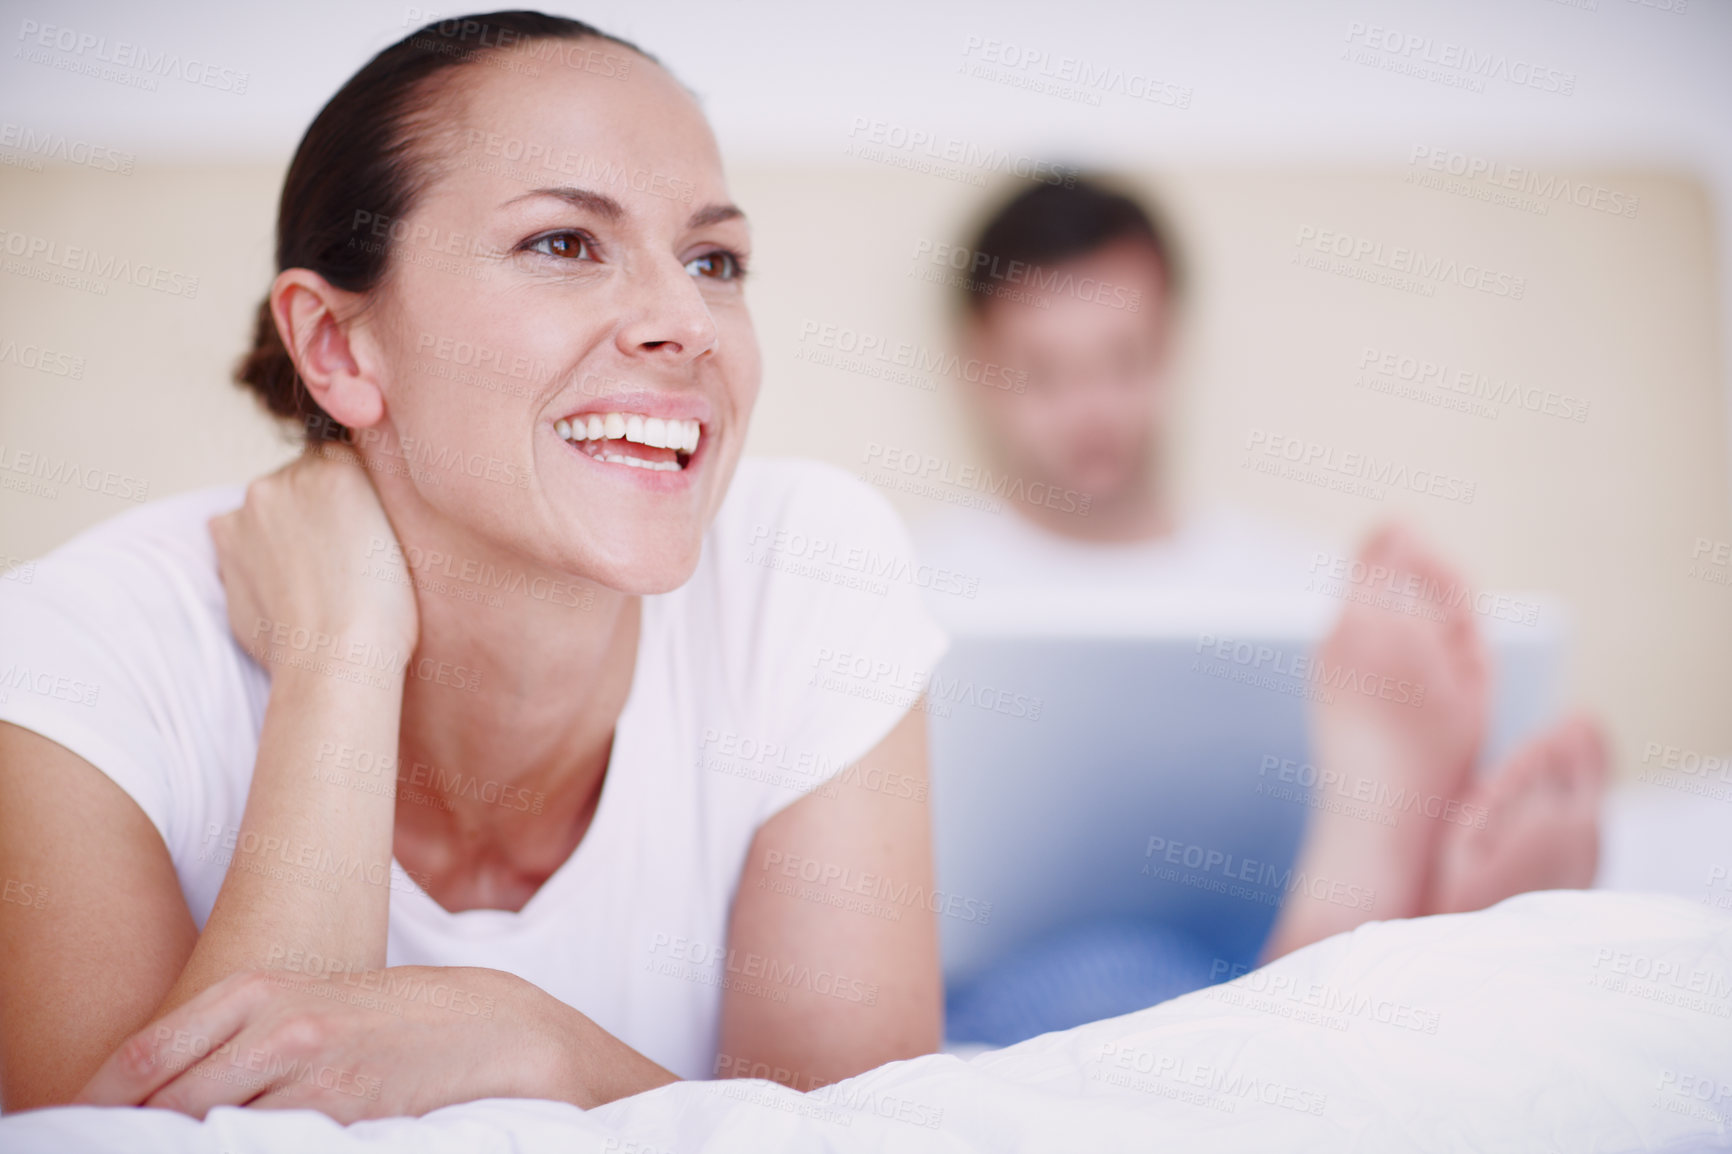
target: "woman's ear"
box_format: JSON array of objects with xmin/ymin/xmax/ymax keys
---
[{"xmin": 269, "ymin": 268, "xmax": 386, "ymax": 430}]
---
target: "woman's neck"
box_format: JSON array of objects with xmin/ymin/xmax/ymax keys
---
[
  {"xmin": 370, "ymin": 472, "xmax": 643, "ymax": 893},
  {"xmin": 399, "ymin": 573, "xmax": 639, "ymax": 808}
]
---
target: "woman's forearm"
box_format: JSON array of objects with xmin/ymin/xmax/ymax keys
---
[
  {"xmin": 161, "ymin": 663, "xmax": 406, "ymax": 1012},
  {"xmin": 520, "ymin": 981, "xmax": 681, "ymax": 1108}
]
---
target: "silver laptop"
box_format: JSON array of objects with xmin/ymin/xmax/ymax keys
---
[{"xmin": 924, "ymin": 588, "xmax": 1567, "ymax": 984}]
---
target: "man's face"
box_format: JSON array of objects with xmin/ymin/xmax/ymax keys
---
[{"xmin": 964, "ymin": 240, "xmax": 1173, "ymax": 513}]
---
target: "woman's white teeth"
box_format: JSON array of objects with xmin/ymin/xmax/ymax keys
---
[
  {"xmin": 596, "ymin": 450, "xmax": 680, "ymax": 472},
  {"xmin": 557, "ymin": 412, "xmax": 702, "ymax": 461}
]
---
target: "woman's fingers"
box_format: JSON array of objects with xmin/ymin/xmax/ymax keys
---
[
  {"xmin": 74, "ymin": 971, "xmax": 270, "ymax": 1107},
  {"xmin": 135, "ymin": 1025, "xmax": 279, "ymax": 1119},
  {"xmin": 140, "ymin": 1012, "xmax": 334, "ymax": 1120},
  {"xmin": 206, "ymin": 437, "xmax": 419, "ymax": 673}
]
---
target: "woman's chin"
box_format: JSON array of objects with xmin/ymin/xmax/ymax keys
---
[{"xmin": 554, "ymin": 535, "xmax": 705, "ymax": 598}]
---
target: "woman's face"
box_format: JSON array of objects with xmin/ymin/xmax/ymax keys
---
[{"xmin": 357, "ymin": 44, "xmax": 759, "ymax": 594}]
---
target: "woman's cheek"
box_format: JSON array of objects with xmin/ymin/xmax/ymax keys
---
[{"xmin": 722, "ymin": 327, "xmax": 764, "ymax": 414}]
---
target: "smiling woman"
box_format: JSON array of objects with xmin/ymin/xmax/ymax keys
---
[{"xmin": 0, "ymin": 10, "xmax": 947, "ymax": 1121}]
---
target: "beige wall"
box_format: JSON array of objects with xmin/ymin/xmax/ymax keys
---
[{"xmin": 2, "ymin": 161, "xmax": 1727, "ymax": 773}]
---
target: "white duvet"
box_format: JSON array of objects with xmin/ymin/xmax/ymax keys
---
[{"xmin": 5, "ymin": 891, "xmax": 1728, "ymax": 1153}]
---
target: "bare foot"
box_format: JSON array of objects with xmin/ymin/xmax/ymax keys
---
[
  {"xmin": 1424, "ymin": 713, "xmax": 1606, "ymax": 915},
  {"xmin": 1263, "ymin": 524, "xmax": 1489, "ymax": 958}
]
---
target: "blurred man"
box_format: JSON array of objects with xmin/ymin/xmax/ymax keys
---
[
  {"xmin": 922, "ymin": 179, "xmax": 1607, "ymax": 1046},
  {"xmin": 915, "ymin": 179, "xmax": 1311, "ymax": 594}
]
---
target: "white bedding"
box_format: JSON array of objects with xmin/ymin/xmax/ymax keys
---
[{"xmin": 5, "ymin": 890, "xmax": 1728, "ymax": 1153}]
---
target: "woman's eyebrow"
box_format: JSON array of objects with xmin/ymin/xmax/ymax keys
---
[
  {"xmin": 688, "ymin": 203, "xmax": 745, "ymax": 229},
  {"xmin": 500, "ymin": 188, "xmax": 743, "ymax": 231},
  {"xmin": 504, "ymin": 186, "xmax": 624, "ymax": 218}
]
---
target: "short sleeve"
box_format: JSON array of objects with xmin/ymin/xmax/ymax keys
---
[
  {"xmin": 0, "ymin": 490, "xmax": 261, "ymax": 867},
  {"xmin": 700, "ymin": 460, "xmax": 951, "ymax": 826}
]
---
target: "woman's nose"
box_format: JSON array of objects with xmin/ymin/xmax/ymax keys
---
[{"xmin": 615, "ymin": 257, "xmax": 720, "ymax": 363}]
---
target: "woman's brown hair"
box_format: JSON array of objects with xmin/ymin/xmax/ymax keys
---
[{"xmin": 234, "ymin": 10, "xmax": 651, "ymax": 441}]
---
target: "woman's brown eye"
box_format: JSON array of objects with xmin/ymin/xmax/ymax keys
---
[
  {"xmin": 530, "ymin": 232, "xmax": 590, "ymax": 260},
  {"xmin": 685, "ymin": 251, "xmax": 738, "ymax": 280}
]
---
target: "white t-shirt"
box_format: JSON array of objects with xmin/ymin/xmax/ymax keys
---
[
  {"xmin": 912, "ymin": 502, "xmax": 1323, "ymax": 606},
  {"xmin": 0, "ymin": 458, "xmax": 948, "ymax": 1081}
]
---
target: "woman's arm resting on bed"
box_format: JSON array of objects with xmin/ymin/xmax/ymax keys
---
[
  {"xmin": 0, "ymin": 724, "xmax": 199, "ymax": 1110},
  {"xmin": 718, "ymin": 707, "xmax": 944, "ymax": 1089},
  {"xmin": 0, "ymin": 724, "xmax": 675, "ymax": 1119},
  {"xmin": 0, "ymin": 658, "xmax": 410, "ymax": 1110},
  {"xmin": 0, "ymin": 666, "xmax": 419, "ymax": 1110},
  {"xmin": 76, "ymin": 964, "xmax": 677, "ymax": 1119},
  {"xmin": 0, "ymin": 454, "xmax": 416, "ymax": 1108}
]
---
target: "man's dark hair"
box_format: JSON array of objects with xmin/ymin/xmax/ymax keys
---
[{"xmin": 958, "ymin": 177, "xmax": 1181, "ymax": 319}]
